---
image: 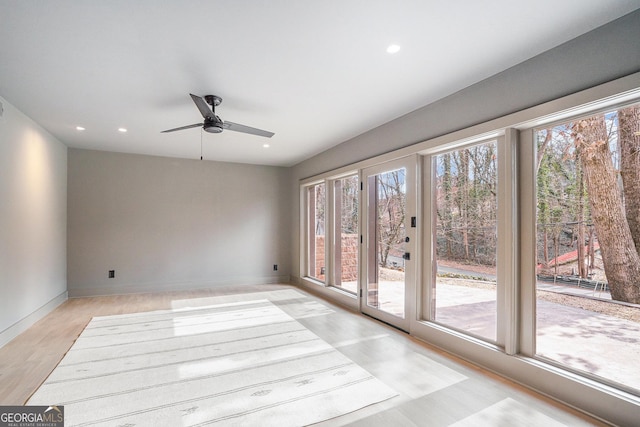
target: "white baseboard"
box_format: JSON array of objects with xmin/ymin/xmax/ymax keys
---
[
  {"xmin": 67, "ymin": 275, "xmax": 292, "ymax": 298},
  {"xmin": 0, "ymin": 291, "xmax": 68, "ymax": 349}
]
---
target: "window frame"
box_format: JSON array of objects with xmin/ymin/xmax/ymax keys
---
[
  {"xmin": 519, "ymin": 100, "xmax": 640, "ymax": 395},
  {"xmin": 420, "ymin": 135, "xmax": 515, "ymax": 348},
  {"xmin": 304, "ymin": 181, "xmax": 326, "ymax": 283},
  {"xmin": 301, "ymin": 171, "xmax": 361, "ymax": 295},
  {"xmin": 332, "ymin": 174, "xmax": 360, "ymax": 295}
]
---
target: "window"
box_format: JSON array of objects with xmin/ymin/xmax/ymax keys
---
[
  {"xmin": 332, "ymin": 175, "xmax": 359, "ymax": 293},
  {"xmin": 304, "ymin": 174, "xmax": 360, "ymax": 289},
  {"xmin": 307, "ymin": 182, "xmax": 326, "ymax": 282},
  {"xmin": 534, "ymin": 103, "xmax": 640, "ymax": 391},
  {"xmin": 431, "ymin": 141, "xmax": 498, "ymax": 341}
]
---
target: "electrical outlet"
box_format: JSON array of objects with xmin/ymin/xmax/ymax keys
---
[
  {"xmin": 273, "ymin": 264, "xmax": 278, "ymax": 271},
  {"xmin": 108, "ymin": 270, "xmax": 115, "ymax": 278}
]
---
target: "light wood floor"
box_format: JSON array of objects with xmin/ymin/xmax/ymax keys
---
[{"xmin": 0, "ymin": 284, "xmax": 607, "ymax": 426}]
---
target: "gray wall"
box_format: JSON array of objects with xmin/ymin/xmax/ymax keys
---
[
  {"xmin": 68, "ymin": 149, "xmax": 290, "ymax": 296},
  {"xmin": 290, "ymin": 9, "xmax": 640, "ymax": 281},
  {"xmin": 0, "ymin": 96, "xmax": 67, "ymax": 347}
]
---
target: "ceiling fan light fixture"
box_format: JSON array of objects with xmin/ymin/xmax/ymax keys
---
[{"xmin": 204, "ymin": 124, "xmax": 223, "ymax": 133}]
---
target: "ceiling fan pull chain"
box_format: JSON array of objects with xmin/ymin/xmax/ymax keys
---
[{"xmin": 200, "ymin": 128, "xmax": 203, "ymax": 160}]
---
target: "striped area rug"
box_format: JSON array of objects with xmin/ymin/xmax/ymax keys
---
[{"xmin": 28, "ymin": 299, "xmax": 397, "ymax": 426}]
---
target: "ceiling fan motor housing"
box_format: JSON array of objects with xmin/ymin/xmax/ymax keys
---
[{"xmin": 204, "ymin": 116, "xmax": 224, "ymax": 133}]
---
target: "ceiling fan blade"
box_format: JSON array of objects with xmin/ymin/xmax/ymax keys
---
[
  {"xmin": 161, "ymin": 123, "xmax": 203, "ymax": 133},
  {"xmin": 223, "ymin": 121, "xmax": 274, "ymax": 138},
  {"xmin": 190, "ymin": 93, "xmax": 215, "ymax": 120}
]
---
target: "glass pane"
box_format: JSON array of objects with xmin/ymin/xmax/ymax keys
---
[
  {"xmin": 307, "ymin": 183, "xmax": 325, "ymax": 281},
  {"xmin": 535, "ymin": 105, "xmax": 640, "ymax": 392},
  {"xmin": 333, "ymin": 175, "xmax": 358, "ymax": 293},
  {"xmin": 367, "ymin": 168, "xmax": 406, "ymax": 318},
  {"xmin": 433, "ymin": 142, "xmax": 498, "ymax": 341}
]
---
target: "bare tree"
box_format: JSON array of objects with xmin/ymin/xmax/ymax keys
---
[
  {"xmin": 619, "ymin": 106, "xmax": 640, "ymax": 254},
  {"xmin": 436, "ymin": 142, "xmax": 497, "ymax": 266},
  {"xmin": 440, "ymin": 153, "xmax": 454, "ymax": 258},
  {"xmin": 340, "ymin": 175, "xmax": 359, "ymax": 234},
  {"xmin": 377, "ymin": 170, "xmax": 405, "ymax": 268},
  {"xmin": 576, "ymin": 156, "xmax": 587, "ymax": 279},
  {"xmin": 573, "ymin": 115, "xmax": 640, "ymax": 303},
  {"xmin": 314, "ymin": 183, "xmax": 325, "ymax": 235}
]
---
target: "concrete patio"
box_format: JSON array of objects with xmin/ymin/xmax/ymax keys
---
[{"xmin": 335, "ymin": 278, "xmax": 639, "ymax": 392}]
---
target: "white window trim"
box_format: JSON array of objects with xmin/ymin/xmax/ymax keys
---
[
  {"xmin": 300, "ymin": 172, "xmax": 361, "ymax": 308},
  {"xmin": 519, "ymin": 100, "xmax": 640, "ymax": 397},
  {"xmin": 420, "ymin": 136, "xmax": 507, "ymax": 347}
]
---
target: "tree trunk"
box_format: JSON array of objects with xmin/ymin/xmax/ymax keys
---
[
  {"xmin": 460, "ymin": 150, "xmax": 470, "ymax": 260},
  {"xmin": 442, "ymin": 153, "xmax": 453, "ymax": 258},
  {"xmin": 588, "ymin": 226, "xmax": 595, "ymax": 273},
  {"xmin": 553, "ymin": 235, "xmax": 559, "ymax": 278},
  {"xmin": 576, "ymin": 158, "xmax": 587, "ymax": 279},
  {"xmin": 573, "ymin": 116, "xmax": 640, "ymax": 303},
  {"xmin": 618, "ymin": 105, "xmax": 640, "ymax": 255},
  {"xmin": 536, "ymin": 128, "xmax": 553, "ymax": 174},
  {"xmin": 543, "ymin": 232, "xmax": 549, "ymax": 267}
]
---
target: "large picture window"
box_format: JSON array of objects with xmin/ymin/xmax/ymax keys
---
[
  {"xmin": 432, "ymin": 141, "xmax": 498, "ymax": 341},
  {"xmin": 534, "ymin": 103, "xmax": 640, "ymax": 391}
]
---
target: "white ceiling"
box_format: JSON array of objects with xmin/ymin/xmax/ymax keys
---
[{"xmin": 1, "ymin": 1, "xmax": 639, "ymax": 167}]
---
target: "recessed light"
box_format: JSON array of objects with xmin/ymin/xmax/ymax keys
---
[
  {"xmin": 76, "ymin": 126, "xmax": 85, "ymax": 131},
  {"xmin": 263, "ymin": 143, "xmax": 270, "ymax": 148},
  {"xmin": 386, "ymin": 44, "xmax": 401, "ymax": 54},
  {"xmin": 118, "ymin": 128, "xmax": 127, "ymax": 133}
]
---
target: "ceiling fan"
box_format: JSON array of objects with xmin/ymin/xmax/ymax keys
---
[{"xmin": 161, "ymin": 94, "xmax": 274, "ymax": 138}]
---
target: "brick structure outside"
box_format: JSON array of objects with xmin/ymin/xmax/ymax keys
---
[
  {"xmin": 315, "ymin": 234, "xmax": 359, "ymax": 281},
  {"xmin": 315, "ymin": 235, "xmax": 325, "ymax": 280}
]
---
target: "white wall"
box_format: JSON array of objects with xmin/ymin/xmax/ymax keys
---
[
  {"xmin": 67, "ymin": 149, "xmax": 290, "ymax": 297},
  {"xmin": 0, "ymin": 96, "xmax": 68, "ymax": 347}
]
